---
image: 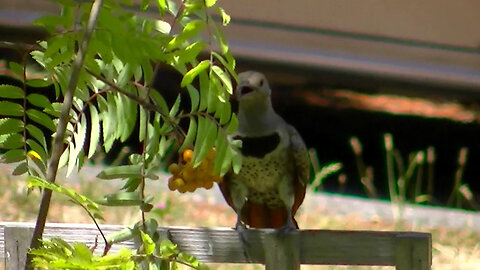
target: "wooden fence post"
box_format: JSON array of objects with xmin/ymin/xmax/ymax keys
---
[
  {"xmin": 395, "ymin": 233, "xmax": 432, "ymax": 270},
  {"xmin": 264, "ymin": 230, "xmax": 300, "ymax": 270},
  {"xmin": 4, "ymin": 226, "xmax": 33, "ymax": 270}
]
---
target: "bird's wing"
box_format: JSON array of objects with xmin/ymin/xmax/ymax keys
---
[{"xmin": 287, "ymin": 125, "xmax": 310, "ymax": 216}]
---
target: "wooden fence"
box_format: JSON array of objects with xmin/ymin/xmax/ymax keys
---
[{"xmin": 0, "ymin": 222, "xmax": 431, "ymax": 269}]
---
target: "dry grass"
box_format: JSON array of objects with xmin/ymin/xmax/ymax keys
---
[{"xmin": 1, "ymin": 164, "xmax": 479, "ymax": 269}]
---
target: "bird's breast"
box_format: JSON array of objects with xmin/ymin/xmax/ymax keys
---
[{"xmin": 234, "ymin": 146, "xmax": 294, "ymax": 191}]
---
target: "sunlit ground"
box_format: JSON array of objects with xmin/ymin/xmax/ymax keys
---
[{"xmin": 1, "ymin": 164, "xmax": 479, "ymax": 269}]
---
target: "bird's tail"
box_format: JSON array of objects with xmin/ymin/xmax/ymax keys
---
[{"xmin": 241, "ymin": 202, "xmax": 299, "ymax": 229}]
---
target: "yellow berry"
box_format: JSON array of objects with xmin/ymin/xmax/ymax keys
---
[
  {"xmin": 177, "ymin": 185, "xmax": 187, "ymax": 193},
  {"xmin": 168, "ymin": 163, "xmax": 181, "ymax": 175},
  {"xmin": 173, "ymin": 178, "xmax": 185, "ymax": 188},
  {"xmin": 185, "ymin": 182, "xmax": 197, "ymax": 192},
  {"xmin": 203, "ymin": 181, "xmax": 214, "ymax": 190},
  {"xmin": 167, "ymin": 177, "xmax": 178, "ymax": 191},
  {"xmin": 182, "ymin": 169, "xmax": 195, "ymax": 183},
  {"xmin": 182, "ymin": 149, "xmax": 194, "ymax": 163},
  {"xmin": 199, "ymin": 161, "xmax": 209, "ymax": 171},
  {"xmin": 207, "ymin": 148, "xmax": 216, "ymax": 160}
]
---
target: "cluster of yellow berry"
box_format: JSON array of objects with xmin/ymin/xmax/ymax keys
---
[{"xmin": 167, "ymin": 148, "xmax": 223, "ymax": 193}]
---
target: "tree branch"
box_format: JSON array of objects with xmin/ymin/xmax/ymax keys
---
[{"xmin": 27, "ymin": 0, "xmax": 104, "ymax": 268}]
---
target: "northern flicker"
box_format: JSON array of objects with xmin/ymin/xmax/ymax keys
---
[{"xmin": 219, "ymin": 71, "xmax": 310, "ymax": 232}]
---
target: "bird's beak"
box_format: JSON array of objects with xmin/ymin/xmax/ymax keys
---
[{"xmin": 237, "ymin": 83, "xmax": 256, "ymax": 98}]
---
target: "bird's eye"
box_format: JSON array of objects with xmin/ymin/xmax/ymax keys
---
[{"xmin": 259, "ymin": 79, "xmax": 264, "ymax": 87}]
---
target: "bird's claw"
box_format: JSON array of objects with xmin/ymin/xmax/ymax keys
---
[
  {"xmin": 276, "ymin": 220, "xmax": 298, "ymax": 236},
  {"xmin": 235, "ymin": 222, "xmax": 252, "ymax": 262}
]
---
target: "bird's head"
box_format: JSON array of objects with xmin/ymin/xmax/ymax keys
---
[{"xmin": 236, "ymin": 71, "xmax": 271, "ymax": 104}]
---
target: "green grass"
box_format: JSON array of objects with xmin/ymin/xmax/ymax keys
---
[{"xmin": 1, "ymin": 164, "xmax": 479, "ymax": 269}]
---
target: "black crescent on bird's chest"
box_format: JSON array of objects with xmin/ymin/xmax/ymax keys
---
[{"xmin": 234, "ymin": 133, "xmax": 281, "ymax": 158}]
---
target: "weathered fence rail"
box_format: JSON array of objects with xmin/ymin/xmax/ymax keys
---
[{"xmin": 0, "ymin": 222, "xmax": 431, "ymax": 269}]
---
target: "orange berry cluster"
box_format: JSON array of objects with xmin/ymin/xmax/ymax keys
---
[{"xmin": 167, "ymin": 148, "xmax": 223, "ymax": 193}]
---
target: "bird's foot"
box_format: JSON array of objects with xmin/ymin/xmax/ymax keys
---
[
  {"xmin": 235, "ymin": 222, "xmax": 252, "ymax": 262},
  {"xmin": 276, "ymin": 223, "xmax": 298, "ymax": 235}
]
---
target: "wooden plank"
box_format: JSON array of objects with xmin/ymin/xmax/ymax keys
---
[
  {"xmin": 0, "ymin": 222, "xmax": 431, "ymax": 267},
  {"xmin": 4, "ymin": 226, "xmax": 33, "ymax": 270},
  {"xmin": 395, "ymin": 233, "xmax": 432, "ymax": 270},
  {"xmin": 264, "ymin": 230, "xmax": 300, "ymax": 270}
]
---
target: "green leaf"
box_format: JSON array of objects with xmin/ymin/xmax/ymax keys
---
[
  {"xmin": 0, "ymin": 101, "xmax": 23, "ymax": 116},
  {"xmin": 73, "ymin": 114, "xmax": 87, "ymax": 162},
  {"xmin": 155, "ymin": 19, "xmax": 171, "ymax": 34},
  {"xmin": 212, "ymin": 51, "xmax": 237, "ymax": 82},
  {"xmin": 231, "ymin": 148, "xmax": 242, "ymax": 174},
  {"xmin": 45, "ymin": 47, "xmax": 74, "ymax": 71},
  {"xmin": 27, "ymin": 176, "xmax": 103, "ymax": 220},
  {"xmin": 218, "ymin": 100, "xmax": 231, "ymax": 125},
  {"xmin": 193, "ymin": 118, "xmax": 217, "ymax": 167},
  {"xmin": 213, "ymin": 131, "xmax": 228, "ymax": 174},
  {"xmin": 97, "ymin": 165, "xmax": 143, "ymax": 179},
  {"xmin": 66, "ymin": 140, "xmax": 76, "ymax": 177},
  {"xmin": 226, "ymin": 113, "xmax": 238, "ymax": 134},
  {"xmin": 44, "ymin": 35, "xmax": 67, "ymax": 59},
  {"xmin": 117, "ymin": 92, "xmax": 137, "ymax": 142},
  {"xmin": 26, "ymin": 78, "xmax": 53, "ymax": 88},
  {"xmin": 181, "ymin": 60, "xmax": 210, "ymax": 87},
  {"xmin": 150, "ymin": 90, "xmax": 169, "ymax": 115},
  {"xmin": 169, "ymin": 94, "xmax": 181, "ymax": 117},
  {"xmin": 73, "ymin": 243, "xmax": 93, "ymax": 262},
  {"xmin": 159, "ymin": 239, "xmax": 178, "ymax": 258},
  {"xmin": 207, "ymin": 75, "xmax": 220, "ymax": 113},
  {"xmin": 44, "ymin": 102, "xmax": 62, "ymax": 117},
  {"xmin": 141, "ymin": 60, "xmax": 154, "ymax": 85},
  {"xmin": 186, "ymin": 85, "xmax": 200, "ymax": 112},
  {"xmin": 96, "ymin": 192, "xmax": 143, "ymax": 206},
  {"xmin": 0, "ymin": 84, "xmax": 24, "ymax": 99},
  {"xmin": 121, "ymin": 177, "xmax": 141, "ymax": 192},
  {"xmin": 8, "ymin": 62, "xmax": 24, "ymax": 77},
  {"xmin": 0, "ymin": 133, "xmax": 24, "ymax": 149},
  {"xmin": 158, "ymin": 135, "xmax": 168, "ymax": 157},
  {"xmin": 26, "ymin": 109, "xmax": 56, "ymax": 131},
  {"xmin": 179, "ymin": 117, "xmax": 196, "ymax": 153},
  {"xmin": 178, "ymin": 42, "xmax": 207, "ymax": 64},
  {"xmin": 27, "ymin": 94, "xmax": 52, "ymax": 109},
  {"xmin": 26, "ymin": 124, "xmax": 47, "ymax": 150},
  {"xmin": 12, "ymin": 162, "xmax": 28, "ymax": 175},
  {"xmin": 141, "ymin": 0, "xmax": 150, "ymax": 10},
  {"xmin": 205, "ymin": 0, "xmax": 216, "ymax": 7},
  {"xmin": 117, "ymin": 63, "xmax": 132, "ymax": 88},
  {"xmin": 103, "ymin": 94, "xmax": 117, "ymax": 152},
  {"xmin": 88, "ymin": 105, "xmax": 100, "ymax": 158},
  {"xmin": 167, "ymin": 20, "xmax": 206, "ymax": 51},
  {"xmin": 140, "ymin": 231, "xmax": 155, "ymax": 255},
  {"xmin": 213, "ymin": 23, "xmax": 229, "ymax": 54},
  {"xmin": 217, "ymin": 7, "xmax": 231, "ymax": 26},
  {"xmin": 146, "ymin": 122, "xmax": 160, "ymax": 159},
  {"xmin": 0, "ymin": 149, "xmax": 25, "ymax": 163},
  {"xmin": 26, "ymin": 139, "xmax": 48, "ymax": 165},
  {"xmin": 157, "ymin": 0, "xmax": 167, "ymax": 14},
  {"xmin": 0, "ymin": 118, "xmax": 23, "ymax": 135},
  {"xmin": 212, "ymin": 65, "xmax": 233, "ymax": 94},
  {"xmin": 139, "ymin": 108, "xmax": 148, "ymax": 142},
  {"xmin": 199, "ymin": 71, "xmax": 209, "ymax": 111},
  {"xmin": 58, "ymin": 145, "xmax": 69, "ymax": 169}
]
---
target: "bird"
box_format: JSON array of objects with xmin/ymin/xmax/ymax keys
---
[{"xmin": 218, "ymin": 71, "xmax": 310, "ymax": 234}]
